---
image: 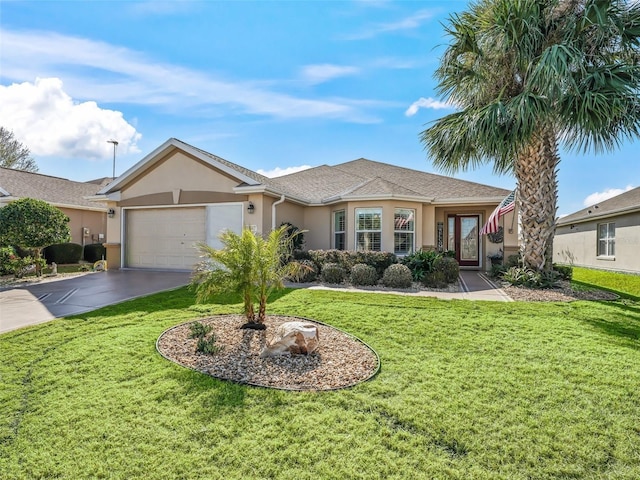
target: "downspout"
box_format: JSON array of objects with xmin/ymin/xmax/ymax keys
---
[{"xmin": 272, "ymin": 195, "xmax": 286, "ymax": 230}]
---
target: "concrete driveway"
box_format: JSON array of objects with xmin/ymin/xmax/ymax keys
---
[{"xmin": 0, "ymin": 270, "xmax": 191, "ymax": 334}]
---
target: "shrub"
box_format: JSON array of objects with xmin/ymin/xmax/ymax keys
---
[
  {"xmin": 288, "ymin": 259, "xmax": 318, "ymax": 283},
  {"xmin": 43, "ymin": 243, "xmax": 83, "ymax": 264},
  {"xmin": 321, "ymin": 262, "xmax": 347, "ymax": 284},
  {"xmin": 553, "ymin": 263, "xmax": 573, "ymax": 280},
  {"xmin": 308, "ymin": 250, "xmax": 397, "ymax": 277},
  {"xmin": 84, "ymin": 243, "xmax": 106, "ymax": 263},
  {"xmin": 309, "ymin": 250, "xmax": 350, "ymax": 273},
  {"xmin": 402, "ymin": 249, "xmax": 442, "ymax": 282},
  {"xmin": 0, "ymin": 246, "xmax": 16, "ymax": 276},
  {"xmin": 423, "ymin": 271, "xmax": 448, "ymax": 288},
  {"xmin": 196, "ymin": 335, "xmax": 221, "ymax": 355},
  {"xmin": 434, "ymin": 256, "xmax": 460, "ymax": 284},
  {"xmin": 505, "ymin": 254, "xmax": 522, "ymax": 268},
  {"xmin": 489, "ymin": 263, "xmax": 508, "ymax": 278},
  {"xmin": 381, "ymin": 264, "xmax": 413, "ymax": 288},
  {"xmin": 349, "ymin": 263, "xmax": 378, "ymax": 286},
  {"xmin": 502, "ymin": 266, "xmax": 560, "ymax": 289},
  {"xmin": 189, "ymin": 322, "xmax": 213, "ymax": 339}
]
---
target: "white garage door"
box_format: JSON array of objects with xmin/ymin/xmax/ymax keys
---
[{"xmin": 125, "ymin": 207, "xmax": 206, "ymax": 270}]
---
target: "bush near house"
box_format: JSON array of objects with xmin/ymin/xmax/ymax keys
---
[
  {"xmin": 43, "ymin": 243, "xmax": 83, "ymax": 264},
  {"xmin": 83, "ymin": 243, "xmax": 107, "ymax": 263},
  {"xmin": 307, "ymin": 250, "xmax": 397, "ymax": 276},
  {"xmin": 349, "ymin": 263, "xmax": 379, "ymax": 286},
  {"xmin": 381, "ymin": 263, "xmax": 413, "ymax": 288}
]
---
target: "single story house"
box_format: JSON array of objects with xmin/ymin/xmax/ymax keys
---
[
  {"xmin": 94, "ymin": 138, "xmax": 518, "ymax": 271},
  {"xmin": 0, "ymin": 167, "xmax": 108, "ymax": 246},
  {"xmin": 554, "ymin": 186, "xmax": 640, "ymax": 273}
]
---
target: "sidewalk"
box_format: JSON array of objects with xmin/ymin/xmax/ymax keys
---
[{"xmin": 290, "ymin": 271, "xmax": 512, "ymax": 302}]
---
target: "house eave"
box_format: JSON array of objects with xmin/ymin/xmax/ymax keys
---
[
  {"xmin": 321, "ymin": 194, "xmax": 433, "ymax": 204},
  {"xmin": 557, "ymin": 205, "xmax": 640, "ymax": 226},
  {"xmin": 433, "ymin": 196, "xmax": 508, "ymax": 205},
  {"xmin": 97, "ymin": 138, "xmax": 261, "ymax": 195}
]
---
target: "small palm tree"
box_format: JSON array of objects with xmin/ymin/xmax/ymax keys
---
[
  {"xmin": 191, "ymin": 228, "xmax": 258, "ymax": 324},
  {"xmin": 421, "ymin": 0, "xmax": 640, "ymax": 272},
  {"xmin": 254, "ymin": 225, "xmax": 304, "ymax": 323},
  {"xmin": 191, "ymin": 225, "xmax": 306, "ymax": 329}
]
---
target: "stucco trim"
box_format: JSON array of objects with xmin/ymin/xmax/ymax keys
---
[{"xmin": 98, "ymin": 138, "xmax": 261, "ymax": 195}]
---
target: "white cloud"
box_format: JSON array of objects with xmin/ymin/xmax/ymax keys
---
[
  {"xmin": 257, "ymin": 165, "xmax": 313, "ymax": 178},
  {"xmin": 583, "ymin": 185, "xmax": 635, "ymax": 206},
  {"xmin": 405, "ymin": 97, "xmax": 452, "ymax": 116},
  {"xmin": 300, "ymin": 64, "xmax": 360, "ymax": 85},
  {"xmin": 0, "ymin": 28, "xmax": 377, "ymax": 123},
  {"xmin": 0, "ymin": 78, "xmax": 141, "ymax": 159},
  {"xmin": 344, "ymin": 9, "xmax": 437, "ymax": 40}
]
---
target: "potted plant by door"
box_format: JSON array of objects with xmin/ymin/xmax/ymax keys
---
[{"xmin": 487, "ymin": 249, "xmax": 503, "ymax": 266}]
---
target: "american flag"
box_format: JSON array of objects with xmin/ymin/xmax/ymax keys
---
[{"xmin": 480, "ymin": 190, "xmax": 516, "ymax": 235}]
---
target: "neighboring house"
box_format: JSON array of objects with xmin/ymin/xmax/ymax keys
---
[
  {"xmin": 0, "ymin": 167, "xmax": 108, "ymax": 246},
  {"xmin": 554, "ymin": 187, "xmax": 640, "ymax": 274},
  {"xmin": 94, "ymin": 138, "xmax": 518, "ymax": 271}
]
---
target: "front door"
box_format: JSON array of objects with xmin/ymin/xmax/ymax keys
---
[{"xmin": 447, "ymin": 215, "xmax": 480, "ymax": 267}]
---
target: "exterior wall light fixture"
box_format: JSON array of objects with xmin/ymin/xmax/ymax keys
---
[
  {"xmin": 108, "ymin": 208, "xmax": 116, "ymax": 218},
  {"xmin": 247, "ymin": 202, "xmax": 255, "ymax": 214}
]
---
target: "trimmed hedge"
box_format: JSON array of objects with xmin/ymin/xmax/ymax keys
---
[
  {"xmin": 308, "ymin": 250, "xmax": 397, "ymax": 276},
  {"xmin": 43, "ymin": 243, "xmax": 83, "ymax": 264},
  {"xmin": 84, "ymin": 243, "xmax": 106, "ymax": 263}
]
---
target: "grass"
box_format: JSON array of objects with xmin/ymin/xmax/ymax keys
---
[
  {"xmin": 1, "ymin": 278, "xmax": 640, "ymax": 479},
  {"xmin": 573, "ymin": 267, "xmax": 640, "ymax": 299}
]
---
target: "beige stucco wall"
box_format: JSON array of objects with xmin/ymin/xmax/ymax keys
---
[
  {"xmin": 554, "ymin": 211, "xmax": 640, "ymax": 273},
  {"xmin": 58, "ymin": 207, "xmax": 107, "ymax": 246}
]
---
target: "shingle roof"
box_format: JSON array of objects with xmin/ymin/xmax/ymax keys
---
[
  {"xmin": 557, "ymin": 186, "xmax": 640, "ymax": 225},
  {"xmin": 272, "ymin": 158, "xmax": 510, "ymax": 204},
  {"xmin": 98, "ymin": 138, "xmax": 511, "ymax": 205},
  {"xmin": 0, "ymin": 167, "xmax": 107, "ymax": 210}
]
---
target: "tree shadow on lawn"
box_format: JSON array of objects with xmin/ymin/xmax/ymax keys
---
[
  {"xmin": 574, "ymin": 291, "xmax": 640, "ymax": 351},
  {"xmin": 63, "ymin": 287, "xmax": 296, "ymax": 323}
]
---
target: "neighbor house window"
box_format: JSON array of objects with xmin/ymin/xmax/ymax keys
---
[
  {"xmin": 394, "ymin": 208, "xmax": 415, "ymax": 255},
  {"xmin": 333, "ymin": 210, "xmax": 346, "ymax": 250},
  {"xmin": 598, "ymin": 222, "xmax": 615, "ymax": 256},
  {"xmin": 355, "ymin": 208, "xmax": 381, "ymax": 251}
]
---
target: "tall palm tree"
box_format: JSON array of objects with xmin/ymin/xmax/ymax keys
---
[{"xmin": 422, "ymin": 0, "xmax": 640, "ymax": 271}]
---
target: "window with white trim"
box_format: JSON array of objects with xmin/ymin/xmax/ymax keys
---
[
  {"xmin": 598, "ymin": 222, "xmax": 615, "ymax": 256},
  {"xmin": 355, "ymin": 208, "xmax": 381, "ymax": 251},
  {"xmin": 394, "ymin": 208, "xmax": 415, "ymax": 255},
  {"xmin": 333, "ymin": 210, "xmax": 346, "ymax": 250}
]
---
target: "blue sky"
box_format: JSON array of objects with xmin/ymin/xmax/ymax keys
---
[{"xmin": 0, "ymin": 0, "xmax": 637, "ymax": 217}]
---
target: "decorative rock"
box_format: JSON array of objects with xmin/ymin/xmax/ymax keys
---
[{"xmin": 260, "ymin": 321, "xmax": 320, "ymax": 358}]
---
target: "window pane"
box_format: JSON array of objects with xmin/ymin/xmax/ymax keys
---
[
  {"xmin": 598, "ymin": 240, "xmax": 607, "ymax": 256},
  {"xmin": 599, "ymin": 223, "xmax": 608, "ymax": 238},
  {"xmin": 335, "ymin": 232, "xmax": 345, "ymax": 251},
  {"xmin": 394, "ymin": 232, "xmax": 414, "ymax": 255},
  {"xmin": 334, "ymin": 210, "xmax": 345, "ymax": 232},
  {"xmin": 394, "ymin": 209, "xmax": 414, "ymax": 231},
  {"xmin": 448, "ymin": 217, "xmax": 455, "ymax": 251},
  {"xmin": 357, "ymin": 232, "xmax": 381, "ymax": 251}
]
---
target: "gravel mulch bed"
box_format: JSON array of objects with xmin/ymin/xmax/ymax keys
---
[
  {"xmin": 157, "ymin": 315, "xmax": 380, "ymax": 391},
  {"xmin": 502, "ymin": 280, "xmax": 619, "ymax": 302}
]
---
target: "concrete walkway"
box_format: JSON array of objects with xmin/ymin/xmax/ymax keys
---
[{"xmin": 295, "ymin": 270, "xmax": 513, "ymax": 302}]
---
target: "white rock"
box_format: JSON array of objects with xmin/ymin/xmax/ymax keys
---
[{"xmin": 260, "ymin": 321, "xmax": 320, "ymax": 358}]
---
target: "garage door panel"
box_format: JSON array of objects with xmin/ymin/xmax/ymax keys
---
[{"xmin": 126, "ymin": 207, "xmax": 206, "ymax": 270}]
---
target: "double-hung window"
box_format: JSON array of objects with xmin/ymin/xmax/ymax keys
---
[
  {"xmin": 355, "ymin": 208, "xmax": 381, "ymax": 251},
  {"xmin": 333, "ymin": 210, "xmax": 346, "ymax": 250},
  {"xmin": 394, "ymin": 208, "xmax": 415, "ymax": 255},
  {"xmin": 598, "ymin": 222, "xmax": 615, "ymax": 257}
]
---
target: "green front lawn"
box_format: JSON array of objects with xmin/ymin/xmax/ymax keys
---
[{"xmin": 1, "ymin": 284, "xmax": 640, "ymax": 479}]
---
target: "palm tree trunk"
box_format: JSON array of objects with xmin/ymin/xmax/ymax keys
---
[
  {"xmin": 244, "ymin": 292, "xmax": 255, "ymax": 322},
  {"xmin": 515, "ymin": 127, "xmax": 559, "ymax": 272}
]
